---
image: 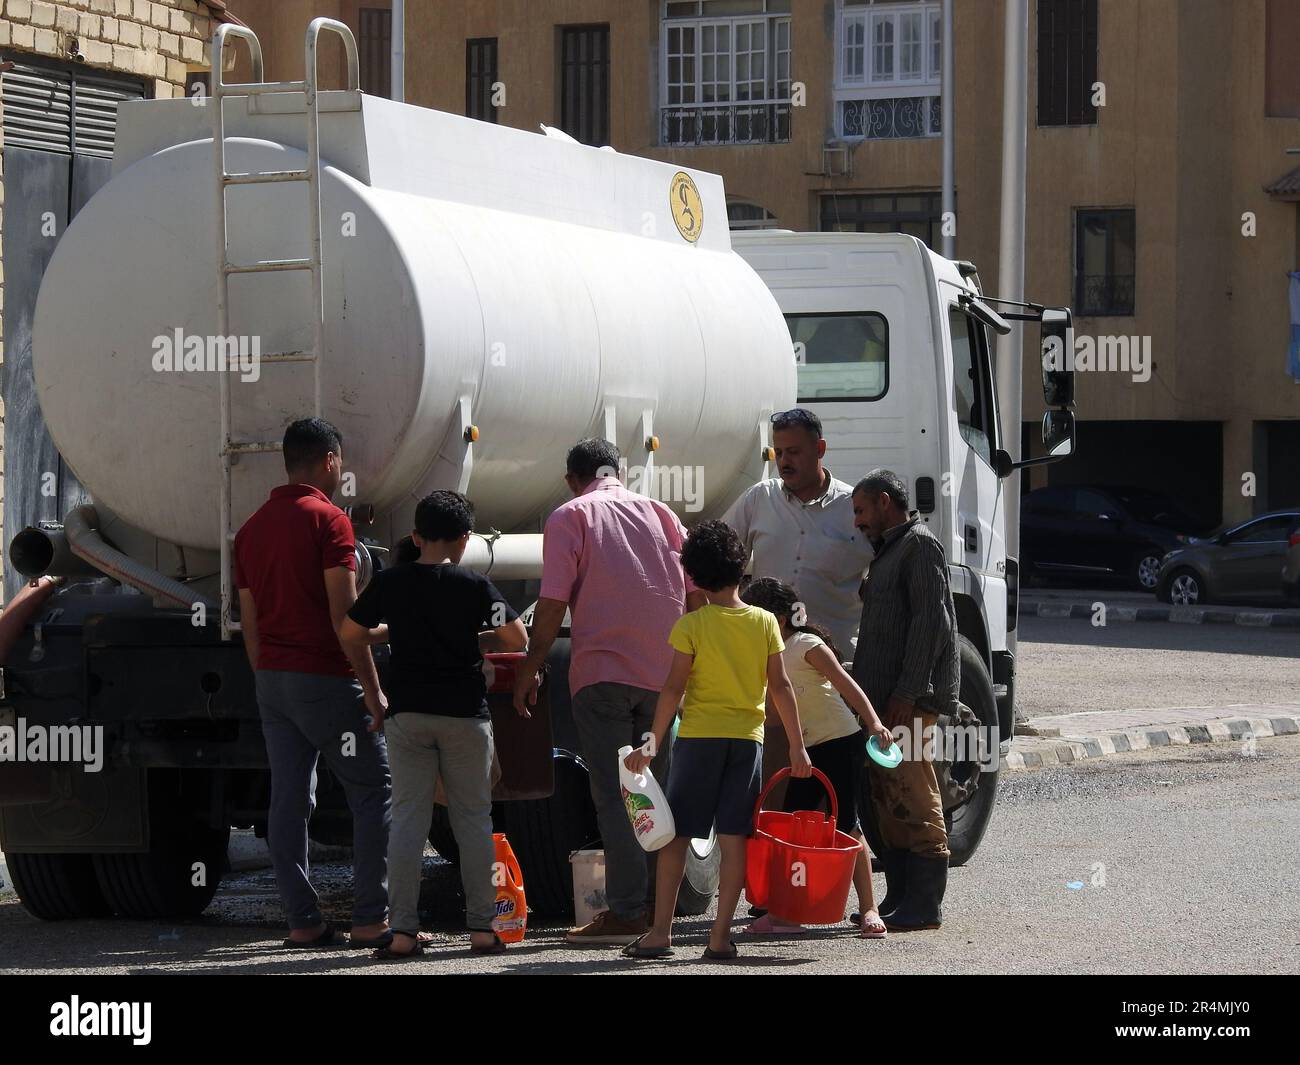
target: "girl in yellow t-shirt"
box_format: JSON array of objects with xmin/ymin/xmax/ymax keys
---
[
  {"xmin": 623, "ymin": 521, "xmax": 811, "ymax": 962},
  {"xmin": 742, "ymin": 577, "xmax": 894, "ymax": 939}
]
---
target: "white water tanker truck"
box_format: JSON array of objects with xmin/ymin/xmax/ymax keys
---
[{"xmin": 0, "ymin": 20, "xmax": 1076, "ymax": 921}]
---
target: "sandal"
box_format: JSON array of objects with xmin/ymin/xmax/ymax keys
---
[
  {"xmin": 348, "ymin": 930, "xmax": 395, "ymax": 950},
  {"xmin": 469, "ymin": 933, "xmax": 507, "ymax": 956},
  {"xmin": 702, "ymin": 940, "xmax": 739, "ymax": 961},
  {"xmin": 621, "ymin": 934, "xmax": 675, "ymax": 959},
  {"xmin": 281, "ymin": 921, "xmax": 343, "ymax": 950},
  {"xmin": 743, "ymin": 913, "xmax": 806, "ymax": 936},
  {"xmin": 373, "ymin": 932, "xmax": 426, "ymax": 961},
  {"xmin": 858, "ymin": 911, "xmax": 888, "ymax": 939}
]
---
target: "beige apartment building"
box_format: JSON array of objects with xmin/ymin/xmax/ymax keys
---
[
  {"xmin": 405, "ymin": 0, "xmax": 1300, "ymax": 527},
  {"xmin": 1, "ymin": 0, "xmax": 1296, "ymax": 587}
]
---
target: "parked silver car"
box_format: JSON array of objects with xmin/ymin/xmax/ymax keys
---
[{"xmin": 1155, "ymin": 509, "xmax": 1300, "ymax": 606}]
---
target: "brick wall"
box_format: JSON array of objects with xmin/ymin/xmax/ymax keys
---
[{"xmin": 0, "ymin": 0, "xmax": 218, "ymax": 600}]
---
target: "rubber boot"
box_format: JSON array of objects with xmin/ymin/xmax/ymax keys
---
[
  {"xmin": 882, "ymin": 854, "xmax": 947, "ymax": 931},
  {"xmin": 853, "ymin": 848, "xmax": 907, "ymax": 923},
  {"xmin": 877, "ymin": 849, "xmax": 909, "ymax": 919}
]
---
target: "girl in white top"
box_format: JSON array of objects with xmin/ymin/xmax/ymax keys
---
[{"xmin": 742, "ymin": 578, "xmax": 894, "ymax": 938}]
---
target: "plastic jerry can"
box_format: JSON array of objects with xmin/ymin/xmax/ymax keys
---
[
  {"xmin": 617, "ymin": 745, "xmax": 676, "ymax": 852},
  {"xmin": 492, "ymin": 833, "xmax": 527, "ymax": 943}
]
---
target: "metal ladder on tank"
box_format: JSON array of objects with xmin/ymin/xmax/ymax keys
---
[{"xmin": 209, "ymin": 19, "xmax": 360, "ymax": 640}]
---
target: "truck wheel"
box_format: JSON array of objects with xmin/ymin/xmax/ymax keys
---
[
  {"xmin": 428, "ymin": 804, "xmax": 460, "ymax": 865},
  {"xmin": 674, "ymin": 828, "xmax": 721, "ymax": 916},
  {"xmin": 5, "ymin": 852, "xmax": 112, "ymax": 920},
  {"xmin": 92, "ymin": 782, "xmax": 230, "ymax": 919},
  {"xmin": 943, "ymin": 636, "xmax": 999, "ymax": 867},
  {"xmin": 501, "ymin": 752, "xmax": 598, "ymax": 919},
  {"xmin": 856, "ymin": 636, "xmax": 999, "ymax": 869}
]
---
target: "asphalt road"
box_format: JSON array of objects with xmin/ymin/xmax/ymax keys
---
[
  {"xmin": 2, "ymin": 735, "xmax": 1296, "ymax": 975},
  {"xmin": 1015, "ymin": 615, "xmax": 1300, "ymax": 719}
]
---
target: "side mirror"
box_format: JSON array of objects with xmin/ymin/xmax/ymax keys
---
[
  {"xmin": 1042, "ymin": 409, "xmax": 1075, "ymax": 459},
  {"xmin": 1039, "ymin": 307, "xmax": 1075, "ymax": 407}
]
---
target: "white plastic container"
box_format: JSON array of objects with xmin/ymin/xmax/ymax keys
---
[
  {"xmin": 570, "ymin": 849, "xmax": 607, "ymax": 927},
  {"xmin": 617, "ymin": 745, "xmax": 676, "ymax": 852}
]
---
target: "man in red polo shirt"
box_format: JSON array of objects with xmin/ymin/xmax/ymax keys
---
[{"xmin": 235, "ymin": 417, "xmax": 392, "ymax": 949}]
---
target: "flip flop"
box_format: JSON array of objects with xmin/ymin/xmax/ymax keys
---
[
  {"xmin": 373, "ymin": 933, "xmax": 427, "ymax": 961},
  {"xmin": 743, "ymin": 913, "xmax": 806, "ymax": 936},
  {"xmin": 621, "ymin": 934, "xmax": 674, "ymax": 959},
  {"xmin": 469, "ymin": 933, "xmax": 507, "ymax": 956},
  {"xmin": 702, "ymin": 940, "xmax": 739, "ymax": 961},
  {"xmin": 858, "ymin": 913, "xmax": 888, "ymax": 939},
  {"xmin": 281, "ymin": 921, "xmax": 343, "ymax": 950},
  {"xmin": 348, "ymin": 930, "xmax": 396, "ymax": 950}
]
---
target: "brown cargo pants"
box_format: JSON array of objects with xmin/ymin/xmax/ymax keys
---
[{"xmin": 868, "ymin": 710, "xmax": 950, "ymax": 861}]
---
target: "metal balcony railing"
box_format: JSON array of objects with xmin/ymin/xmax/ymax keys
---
[{"xmin": 660, "ymin": 102, "xmax": 791, "ymax": 146}]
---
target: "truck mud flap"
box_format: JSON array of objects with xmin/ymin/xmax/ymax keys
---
[{"xmin": 0, "ymin": 764, "xmax": 146, "ymax": 854}]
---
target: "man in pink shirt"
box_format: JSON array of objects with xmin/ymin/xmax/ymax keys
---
[{"xmin": 513, "ymin": 438, "xmax": 702, "ymax": 945}]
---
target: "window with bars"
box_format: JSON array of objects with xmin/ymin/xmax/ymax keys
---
[
  {"xmin": 660, "ymin": 1, "xmax": 792, "ymax": 146},
  {"xmin": 358, "ymin": 8, "xmax": 392, "ymax": 99},
  {"xmin": 559, "ymin": 25, "xmax": 610, "ymax": 146},
  {"xmin": 835, "ymin": 0, "xmax": 941, "ymax": 140},
  {"xmin": 1075, "ymin": 209, "xmax": 1135, "ymax": 316},
  {"xmin": 1037, "ymin": 0, "xmax": 1098, "ymax": 126},
  {"xmin": 819, "ymin": 191, "xmax": 944, "ymax": 249},
  {"xmin": 466, "ymin": 38, "xmax": 499, "ymax": 122}
]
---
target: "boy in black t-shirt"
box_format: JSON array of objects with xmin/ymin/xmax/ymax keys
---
[{"xmin": 341, "ymin": 491, "xmax": 525, "ymax": 957}]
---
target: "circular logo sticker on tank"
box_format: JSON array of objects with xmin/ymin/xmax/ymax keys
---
[{"xmin": 669, "ymin": 171, "xmax": 704, "ymax": 243}]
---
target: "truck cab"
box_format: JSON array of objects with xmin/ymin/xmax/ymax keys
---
[{"xmin": 733, "ymin": 229, "xmax": 1077, "ymax": 862}]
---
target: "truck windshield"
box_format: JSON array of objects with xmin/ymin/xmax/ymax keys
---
[{"xmin": 785, "ymin": 312, "xmax": 888, "ymax": 401}]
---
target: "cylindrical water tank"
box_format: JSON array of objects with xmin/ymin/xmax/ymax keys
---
[{"xmin": 32, "ymin": 111, "xmax": 794, "ymax": 552}]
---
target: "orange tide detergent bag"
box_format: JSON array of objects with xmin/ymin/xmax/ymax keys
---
[{"xmin": 492, "ymin": 833, "xmax": 527, "ymax": 943}]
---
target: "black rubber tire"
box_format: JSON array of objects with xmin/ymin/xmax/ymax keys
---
[
  {"xmin": 5, "ymin": 852, "xmax": 112, "ymax": 921},
  {"xmin": 501, "ymin": 753, "xmax": 599, "ymax": 919},
  {"xmin": 92, "ymin": 778, "xmax": 230, "ymax": 919},
  {"xmin": 1160, "ymin": 566, "xmax": 1207, "ymax": 606},
  {"xmin": 857, "ymin": 636, "xmax": 999, "ymax": 869},
  {"xmin": 945, "ymin": 636, "xmax": 999, "ymax": 867},
  {"xmin": 427, "ymin": 804, "xmax": 460, "ymax": 865},
  {"xmin": 675, "ymin": 830, "xmax": 721, "ymax": 916},
  {"xmin": 1132, "ymin": 548, "xmax": 1165, "ymax": 592}
]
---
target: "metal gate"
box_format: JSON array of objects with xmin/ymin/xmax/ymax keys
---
[{"xmin": 0, "ymin": 58, "xmax": 144, "ymax": 599}]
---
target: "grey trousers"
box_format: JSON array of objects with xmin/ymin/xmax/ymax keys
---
[
  {"xmin": 571, "ymin": 681, "xmax": 672, "ymax": 920},
  {"xmin": 254, "ymin": 670, "xmax": 391, "ymax": 929},
  {"xmin": 386, "ymin": 712, "xmax": 497, "ymax": 933}
]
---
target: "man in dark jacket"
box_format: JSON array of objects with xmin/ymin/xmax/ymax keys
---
[{"xmin": 850, "ymin": 469, "xmax": 957, "ymax": 931}]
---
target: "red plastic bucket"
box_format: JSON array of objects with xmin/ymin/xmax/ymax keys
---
[{"xmin": 745, "ymin": 768, "xmax": 863, "ymax": 924}]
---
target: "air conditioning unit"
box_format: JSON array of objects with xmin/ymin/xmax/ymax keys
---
[{"xmin": 822, "ymin": 142, "xmax": 852, "ymax": 178}]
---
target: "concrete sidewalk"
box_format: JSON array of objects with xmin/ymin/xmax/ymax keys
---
[
  {"xmin": 1020, "ymin": 587, "xmax": 1300, "ymax": 628},
  {"xmin": 1007, "ymin": 703, "xmax": 1300, "ymax": 770}
]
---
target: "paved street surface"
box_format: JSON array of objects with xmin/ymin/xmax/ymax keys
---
[
  {"xmin": 2, "ymin": 736, "xmax": 1297, "ymax": 975},
  {"xmin": 2, "ymin": 615, "xmax": 1296, "ymax": 975},
  {"xmin": 1015, "ymin": 615, "xmax": 1300, "ymax": 721}
]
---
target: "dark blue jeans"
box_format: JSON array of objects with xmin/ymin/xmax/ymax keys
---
[{"xmin": 255, "ymin": 670, "xmax": 392, "ymax": 929}]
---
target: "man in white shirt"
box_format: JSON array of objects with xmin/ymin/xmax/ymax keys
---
[{"xmin": 723, "ymin": 408, "xmax": 874, "ymax": 660}]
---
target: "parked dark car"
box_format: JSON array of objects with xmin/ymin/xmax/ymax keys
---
[
  {"xmin": 1156, "ymin": 509, "xmax": 1300, "ymax": 606},
  {"xmin": 1020, "ymin": 485, "xmax": 1208, "ymax": 591}
]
